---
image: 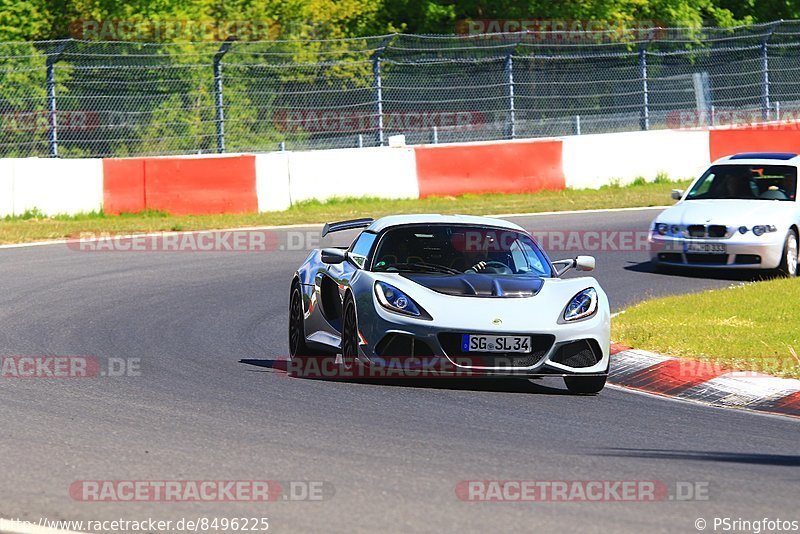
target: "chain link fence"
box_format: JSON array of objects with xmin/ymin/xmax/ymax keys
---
[{"xmin": 2, "ymin": 21, "xmax": 800, "ymax": 158}]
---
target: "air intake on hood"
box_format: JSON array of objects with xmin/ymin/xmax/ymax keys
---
[{"xmin": 401, "ymin": 273, "xmax": 544, "ymax": 298}]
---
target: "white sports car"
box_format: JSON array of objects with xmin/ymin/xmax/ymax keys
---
[
  {"xmin": 650, "ymin": 152, "xmax": 799, "ymax": 276},
  {"xmin": 289, "ymin": 214, "xmax": 611, "ymax": 394}
]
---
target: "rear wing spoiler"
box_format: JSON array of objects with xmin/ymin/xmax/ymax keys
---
[{"xmin": 321, "ymin": 218, "xmax": 374, "ymax": 238}]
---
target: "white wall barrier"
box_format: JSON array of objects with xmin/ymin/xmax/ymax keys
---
[
  {"xmin": 285, "ymin": 146, "xmax": 419, "ymax": 204},
  {"xmin": 0, "ymin": 158, "xmax": 104, "ymax": 217},
  {"xmin": 0, "ymin": 159, "xmax": 14, "ymax": 217},
  {"xmin": 255, "ymin": 152, "xmax": 291, "ymax": 212},
  {"xmin": 562, "ymin": 129, "xmax": 711, "ymax": 189}
]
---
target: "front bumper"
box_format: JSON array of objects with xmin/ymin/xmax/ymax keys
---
[
  {"xmin": 357, "ymin": 302, "xmax": 610, "ymax": 377},
  {"xmin": 649, "ymin": 232, "xmax": 784, "ymax": 269}
]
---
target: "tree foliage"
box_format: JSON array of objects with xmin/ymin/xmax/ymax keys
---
[{"xmin": 0, "ymin": 0, "xmax": 792, "ymax": 42}]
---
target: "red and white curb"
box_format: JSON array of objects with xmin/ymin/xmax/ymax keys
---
[{"xmin": 609, "ymin": 344, "xmax": 800, "ymax": 418}]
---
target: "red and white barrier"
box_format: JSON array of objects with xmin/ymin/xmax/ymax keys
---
[{"xmin": 4, "ymin": 121, "xmax": 800, "ymax": 217}]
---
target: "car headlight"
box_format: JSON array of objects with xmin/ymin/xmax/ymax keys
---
[
  {"xmin": 374, "ymin": 281, "xmax": 422, "ymax": 317},
  {"xmin": 752, "ymin": 225, "xmax": 777, "ymax": 236},
  {"xmin": 563, "ymin": 288, "xmax": 598, "ymax": 322},
  {"xmin": 655, "ymin": 223, "xmax": 668, "ymax": 236}
]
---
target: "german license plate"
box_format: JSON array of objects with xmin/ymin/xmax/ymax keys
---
[
  {"xmin": 685, "ymin": 242, "xmax": 726, "ymax": 254},
  {"xmin": 462, "ymin": 335, "xmax": 531, "ymax": 353}
]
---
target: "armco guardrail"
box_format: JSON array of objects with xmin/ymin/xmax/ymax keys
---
[
  {"xmin": 3, "ymin": 21, "xmax": 800, "ymax": 158},
  {"xmin": 3, "ymin": 120, "xmax": 799, "ymax": 218}
]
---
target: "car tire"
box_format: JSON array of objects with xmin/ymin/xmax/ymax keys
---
[
  {"xmin": 341, "ymin": 292, "xmax": 360, "ymax": 371},
  {"xmin": 777, "ymin": 231, "xmax": 798, "ymax": 277},
  {"xmin": 289, "ymin": 282, "xmax": 326, "ymax": 376},
  {"xmin": 564, "ymin": 374, "xmax": 607, "ymax": 394}
]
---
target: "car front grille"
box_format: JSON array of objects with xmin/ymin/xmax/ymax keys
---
[
  {"xmin": 687, "ymin": 225, "xmax": 728, "ymax": 238},
  {"xmin": 437, "ymin": 333, "xmax": 554, "ymax": 368}
]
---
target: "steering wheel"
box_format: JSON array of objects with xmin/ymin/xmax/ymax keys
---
[{"xmin": 467, "ymin": 261, "xmax": 513, "ymax": 275}]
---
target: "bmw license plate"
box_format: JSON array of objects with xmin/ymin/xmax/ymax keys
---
[
  {"xmin": 462, "ymin": 335, "xmax": 532, "ymax": 353},
  {"xmin": 685, "ymin": 242, "xmax": 726, "ymax": 254}
]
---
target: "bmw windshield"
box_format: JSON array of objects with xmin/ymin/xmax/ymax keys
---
[
  {"xmin": 686, "ymin": 164, "xmax": 797, "ymax": 201},
  {"xmin": 369, "ymin": 225, "xmax": 553, "ymax": 277}
]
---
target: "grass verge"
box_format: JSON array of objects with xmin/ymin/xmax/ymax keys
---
[
  {"xmin": 613, "ymin": 278, "xmax": 800, "ymax": 379},
  {"xmin": 0, "ymin": 179, "xmax": 687, "ymax": 245}
]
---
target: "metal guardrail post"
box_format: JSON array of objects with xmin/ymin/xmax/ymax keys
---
[
  {"xmin": 505, "ymin": 54, "xmax": 516, "ymax": 140},
  {"xmin": 639, "ymin": 48, "xmax": 650, "ymax": 131},
  {"xmin": 761, "ymin": 22, "xmax": 781, "ymax": 122},
  {"xmin": 370, "ymin": 34, "xmax": 396, "ymax": 147},
  {"xmin": 761, "ymin": 41, "xmax": 770, "ymax": 122},
  {"xmin": 214, "ymin": 37, "xmax": 236, "ymax": 154},
  {"xmin": 46, "ymin": 41, "xmax": 69, "ymax": 158},
  {"xmin": 372, "ymin": 56, "xmax": 384, "ymax": 146}
]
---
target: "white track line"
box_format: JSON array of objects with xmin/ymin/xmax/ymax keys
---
[{"xmin": 0, "ymin": 206, "xmax": 668, "ymax": 251}]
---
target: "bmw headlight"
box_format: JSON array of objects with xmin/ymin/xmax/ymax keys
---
[
  {"xmin": 752, "ymin": 225, "xmax": 777, "ymax": 236},
  {"xmin": 655, "ymin": 223, "xmax": 668, "ymax": 236},
  {"xmin": 563, "ymin": 288, "xmax": 598, "ymax": 322},
  {"xmin": 375, "ymin": 281, "xmax": 422, "ymax": 317}
]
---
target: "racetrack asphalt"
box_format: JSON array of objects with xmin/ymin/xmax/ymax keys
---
[{"xmin": 1, "ymin": 207, "xmax": 798, "ymax": 533}]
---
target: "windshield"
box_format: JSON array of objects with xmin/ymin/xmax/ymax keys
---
[
  {"xmin": 686, "ymin": 164, "xmax": 797, "ymax": 201},
  {"xmin": 370, "ymin": 225, "xmax": 553, "ymax": 277}
]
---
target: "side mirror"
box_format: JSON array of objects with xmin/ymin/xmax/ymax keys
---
[
  {"xmin": 671, "ymin": 189, "xmax": 684, "ymax": 200},
  {"xmin": 321, "ymin": 248, "xmax": 347, "ymax": 265},
  {"xmin": 575, "ymin": 255, "xmax": 596, "ymax": 272},
  {"xmin": 553, "ymin": 255, "xmax": 595, "ymax": 276}
]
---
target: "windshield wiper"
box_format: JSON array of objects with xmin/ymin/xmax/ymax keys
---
[{"xmin": 377, "ymin": 262, "xmax": 462, "ymax": 275}]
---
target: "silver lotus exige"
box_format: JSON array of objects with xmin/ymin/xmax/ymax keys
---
[
  {"xmin": 288, "ymin": 214, "xmax": 611, "ymax": 394},
  {"xmin": 650, "ymin": 152, "xmax": 799, "ymax": 276}
]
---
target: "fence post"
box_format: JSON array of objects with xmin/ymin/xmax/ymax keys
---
[
  {"xmin": 372, "ymin": 56, "xmax": 384, "ymax": 146},
  {"xmin": 370, "ymin": 35, "xmax": 396, "ymax": 148},
  {"xmin": 574, "ymin": 115, "xmax": 581, "ymax": 135},
  {"xmin": 760, "ymin": 22, "xmax": 781, "ymax": 123},
  {"xmin": 214, "ymin": 37, "xmax": 235, "ymax": 154},
  {"xmin": 639, "ymin": 48, "xmax": 650, "ymax": 131},
  {"xmin": 760, "ymin": 41, "xmax": 770, "ymax": 122},
  {"xmin": 46, "ymin": 41, "xmax": 68, "ymax": 158},
  {"xmin": 505, "ymin": 54, "xmax": 516, "ymax": 139}
]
